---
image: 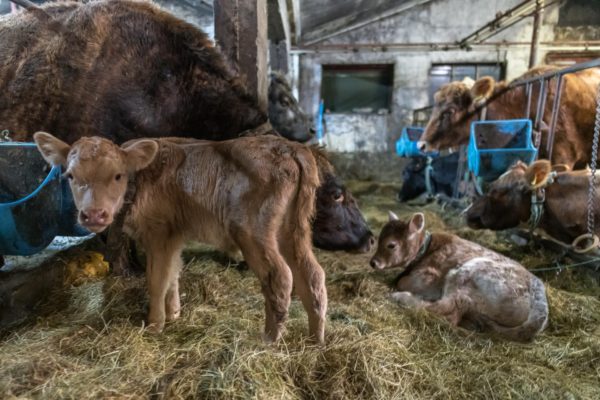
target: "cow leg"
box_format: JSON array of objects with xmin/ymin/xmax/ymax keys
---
[
  {"xmin": 281, "ymin": 243, "xmax": 327, "ymax": 344},
  {"xmin": 239, "ymin": 240, "xmax": 293, "ymax": 343},
  {"xmin": 145, "ymin": 236, "xmax": 184, "ymax": 333}
]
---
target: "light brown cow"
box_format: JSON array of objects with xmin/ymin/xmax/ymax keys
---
[
  {"xmin": 421, "ymin": 66, "xmax": 600, "ymax": 169},
  {"xmin": 34, "ymin": 132, "xmax": 327, "ymax": 344},
  {"xmin": 466, "ymin": 159, "xmax": 600, "ymax": 244},
  {"xmin": 370, "ymin": 212, "xmax": 548, "ymax": 342}
]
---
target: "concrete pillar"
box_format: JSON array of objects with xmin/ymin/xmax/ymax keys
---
[{"xmin": 214, "ymin": 0, "xmax": 269, "ymax": 113}]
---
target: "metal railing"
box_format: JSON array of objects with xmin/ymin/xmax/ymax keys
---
[{"xmin": 508, "ymin": 58, "xmax": 600, "ymax": 160}]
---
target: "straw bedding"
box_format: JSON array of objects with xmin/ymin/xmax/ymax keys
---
[{"xmin": 0, "ymin": 179, "xmax": 598, "ymax": 399}]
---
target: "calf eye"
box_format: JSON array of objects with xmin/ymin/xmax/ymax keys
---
[
  {"xmin": 115, "ymin": 174, "xmax": 122, "ymax": 181},
  {"xmin": 333, "ymin": 193, "xmax": 344, "ymax": 203},
  {"xmin": 387, "ymin": 242, "xmax": 397, "ymax": 249}
]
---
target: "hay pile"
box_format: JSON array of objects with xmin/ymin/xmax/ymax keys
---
[{"xmin": 1, "ymin": 179, "xmax": 599, "ymax": 399}]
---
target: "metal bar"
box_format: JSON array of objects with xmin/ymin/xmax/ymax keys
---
[
  {"xmin": 525, "ymin": 82, "xmax": 533, "ymax": 119},
  {"xmin": 546, "ymin": 75, "xmax": 564, "ymax": 160},
  {"xmin": 510, "ymin": 58, "xmax": 600, "ymax": 88},
  {"xmin": 529, "ymin": 0, "xmax": 543, "ymax": 68},
  {"xmin": 9, "ymin": 0, "xmax": 40, "ymax": 10},
  {"xmin": 533, "ymin": 79, "xmax": 546, "ymax": 137}
]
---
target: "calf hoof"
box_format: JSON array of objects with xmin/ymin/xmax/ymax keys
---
[
  {"xmin": 146, "ymin": 322, "xmax": 165, "ymax": 334},
  {"xmin": 390, "ymin": 291, "xmax": 420, "ymax": 307},
  {"xmin": 166, "ymin": 310, "xmax": 181, "ymax": 322}
]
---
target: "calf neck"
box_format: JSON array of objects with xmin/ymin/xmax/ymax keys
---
[
  {"xmin": 34, "ymin": 133, "xmax": 327, "ymax": 343},
  {"xmin": 370, "ymin": 212, "xmax": 548, "ymax": 341}
]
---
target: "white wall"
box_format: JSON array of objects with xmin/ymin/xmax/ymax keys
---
[{"xmin": 297, "ymin": 0, "xmax": 560, "ymax": 152}]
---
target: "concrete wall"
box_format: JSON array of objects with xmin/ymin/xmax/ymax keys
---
[{"xmin": 296, "ymin": 0, "xmax": 562, "ymax": 152}]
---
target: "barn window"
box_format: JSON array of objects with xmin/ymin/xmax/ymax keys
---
[
  {"xmin": 321, "ymin": 64, "xmax": 394, "ymax": 114},
  {"xmin": 428, "ymin": 63, "xmax": 505, "ymax": 102}
]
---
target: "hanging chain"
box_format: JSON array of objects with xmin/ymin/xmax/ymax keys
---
[{"xmin": 586, "ymin": 83, "xmax": 600, "ymax": 237}]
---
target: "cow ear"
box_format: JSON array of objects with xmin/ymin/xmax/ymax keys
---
[
  {"xmin": 526, "ymin": 160, "xmax": 552, "ymax": 189},
  {"xmin": 388, "ymin": 211, "xmax": 399, "ymax": 221},
  {"xmin": 471, "ymin": 76, "xmax": 495, "ymax": 104},
  {"xmin": 552, "ymin": 164, "xmax": 570, "ymax": 173},
  {"xmin": 34, "ymin": 131, "xmax": 71, "ymax": 167},
  {"xmin": 408, "ymin": 213, "xmax": 425, "ymax": 236},
  {"xmin": 122, "ymin": 139, "xmax": 159, "ymax": 172}
]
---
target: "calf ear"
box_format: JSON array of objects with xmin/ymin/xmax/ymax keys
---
[
  {"xmin": 388, "ymin": 211, "xmax": 399, "ymax": 221},
  {"xmin": 471, "ymin": 76, "xmax": 495, "ymax": 104},
  {"xmin": 525, "ymin": 160, "xmax": 552, "ymax": 189},
  {"xmin": 409, "ymin": 213, "xmax": 425, "ymax": 236},
  {"xmin": 122, "ymin": 140, "xmax": 159, "ymax": 172},
  {"xmin": 34, "ymin": 131, "xmax": 71, "ymax": 167}
]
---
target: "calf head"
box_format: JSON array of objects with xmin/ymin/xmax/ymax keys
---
[
  {"xmin": 466, "ymin": 160, "xmax": 553, "ymax": 230},
  {"xmin": 420, "ymin": 77, "xmax": 494, "ymax": 152},
  {"xmin": 312, "ymin": 174, "xmax": 375, "ymax": 253},
  {"xmin": 34, "ymin": 132, "xmax": 158, "ymax": 233},
  {"xmin": 370, "ymin": 212, "xmax": 426, "ymax": 270},
  {"xmin": 268, "ymin": 72, "xmax": 315, "ymax": 142}
]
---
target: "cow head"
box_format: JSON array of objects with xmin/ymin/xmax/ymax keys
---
[
  {"xmin": 420, "ymin": 76, "xmax": 496, "ymax": 152},
  {"xmin": 398, "ymin": 157, "xmax": 428, "ymax": 201},
  {"xmin": 34, "ymin": 132, "xmax": 158, "ymax": 233},
  {"xmin": 465, "ymin": 160, "xmax": 553, "ymax": 230},
  {"xmin": 369, "ymin": 212, "xmax": 426, "ymax": 270},
  {"xmin": 312, "ymin": 174, "xmax": 375, "ymax": 253},
  {"xmin": 268, "ymin": 72, "xmax": 315, "ymax": 142}
]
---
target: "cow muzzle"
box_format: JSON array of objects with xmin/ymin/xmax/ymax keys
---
[{"xmin": 79, "ymin": 208, "xmax": 111, "ymax": 232}]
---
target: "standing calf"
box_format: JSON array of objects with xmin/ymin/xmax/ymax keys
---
[
  {"xmin": 370, "ymin": 212, "xmax": 548, "ymax": 341},
  {"xmin": 34, "ymin": 133, "xmax": 327, "ymax": 343}
]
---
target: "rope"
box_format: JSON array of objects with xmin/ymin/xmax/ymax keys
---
[{"xmin": 528, "ymin": 257, "xmax": 600, "ymax": 273}]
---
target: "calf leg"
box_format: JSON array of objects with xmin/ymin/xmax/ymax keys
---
[
  {"xmin": 281, "ymin": 244, "xmax": 327, "ymax": 344},
  {"xmin": 145, "ymin": 236, "xmax": 184, "ymax": 333},
  {"xmin": 391, "ymin": 291, "xmax": 470, "ymax": 327},
  {"xmin": 239, "ymin": 240, "xmax": 293, "ymax": 343}
]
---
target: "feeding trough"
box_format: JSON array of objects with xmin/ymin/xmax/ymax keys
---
[
  {"xmin": 467, "ymin": 119, "xmax": 537, "ymax": 181},
  {"xmin": 0, "ymin": 142, "xmax": 89, "ymax": 256},
  {"xmin": 395, "ymin": 127, "xmax": 438, "ymax": 158}
]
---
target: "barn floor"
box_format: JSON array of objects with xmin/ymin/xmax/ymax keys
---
[{"xmin": 1, "ymin": 177, "xmax": 599, "ymax": 399}]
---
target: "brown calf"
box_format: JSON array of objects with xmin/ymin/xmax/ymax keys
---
[
  {"xmin": 466, "ymin": 160, "xmax": 600, "ymax": 243},
  {"xmin": 34, "ymin": 133, "xmax": 327, "ymax": 343},
  {"xmin": 421, "ymin": 66, "xmax": 600, "ymax": 169},
  {"xmin": 370, "ymin": 212, "xmax": 548, "ymax": 341}
]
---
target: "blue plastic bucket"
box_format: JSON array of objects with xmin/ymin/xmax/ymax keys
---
[
  {"xmin": 0, "ymin": 143, "xmax": 88, "ymax": 256},
  {"xmin": 395, "ymin": 127, "xmax": 438, "ymax": 158},
  {"xmin": 467, "ymin": 119, "xmax": 537, "ymax": 181}
]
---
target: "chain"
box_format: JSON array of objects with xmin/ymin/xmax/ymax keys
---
[
  {"xmin": 586, "ymin": 83, "xmax": 600, "ymax": 237},
  {"xmin": 0, "ymin": 129, "xmax": 11, "ymax": 142}
]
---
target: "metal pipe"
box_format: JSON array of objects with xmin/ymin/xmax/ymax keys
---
[
  {"xmin": 546, "ymin": 75, "xmax": 564, "ymax": 160},
  {"xmin": 529, "ymin": 0, "xmax": 543, "ymax": 68},
  {"xmin": 525, "ymin": 82, "xmax": 533, "ymax": 119},
  {"xmin": 533, "ymin": 79, "xmax": 547, "ymax": 147},
  {"xmin": 510, "ymin": 58, "xmax": 600, "ymax": 87}
]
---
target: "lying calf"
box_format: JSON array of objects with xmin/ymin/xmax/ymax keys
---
[
  {"xmin": 34, "ymin": 133, "xmax": 327, "ymax": 343},
  {"xmin": 370, "ymin": 212, "xmax": 548, "ymax": 341},
  {"xmin": 466, "ymin": 160, "xmax": 600, "ymax": 243}
]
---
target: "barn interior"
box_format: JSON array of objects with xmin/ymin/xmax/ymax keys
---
[{"xmin": 0, "ymin": 0, "xmax": 600, "ymax": 399}]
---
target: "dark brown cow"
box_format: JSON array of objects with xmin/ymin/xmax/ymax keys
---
[
  {"xmin": 420, "ymin": 66, "xmax": 600, "ymax": 169},
  {"xmin": 370, "ymin": 212, "xmax": 548, "ymax": 342},
  {"xmin": 0, "ymin": 0, "xmax": 373, "ymax": 253},
  {"xmin": 466, "ymin": 160, "xmax": 600, "ymax": 243},
  {"xmin": 34, "ymin": 132, "xmax": 327, "ymax": 343}
]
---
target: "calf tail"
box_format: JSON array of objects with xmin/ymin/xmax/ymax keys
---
[
  {"xmin": 487, "ymin": 276, "xmax": 549, "ymax": 342},
  {"xmin": 291, "ymin": 147, "xmax": 320, "ymax": 241}
]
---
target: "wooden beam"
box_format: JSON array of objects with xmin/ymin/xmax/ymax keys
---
[{"xmin": 214, "ymin": 0, "xmax": 269, "ymax": 112}]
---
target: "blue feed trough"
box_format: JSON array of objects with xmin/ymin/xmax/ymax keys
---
[
  {"xmin": 467, "ymin": 119, "xmax": 537, "ymax": 181},
  {"xmin": 0, "ymin": 143, "xmax": 88, "ymax": 256},
  {"xmin": 395, "ymin": 127, "xmax": 438, "ymax": 158}
]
